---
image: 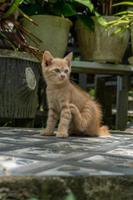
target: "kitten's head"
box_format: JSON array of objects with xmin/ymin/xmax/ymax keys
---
[{"xmin": 42, "ymin": 51, "xmax": 73, "ymax": 86}]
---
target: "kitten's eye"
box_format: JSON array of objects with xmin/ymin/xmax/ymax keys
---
[
  {"xmin": 64, "ymin": 69, "xmax": 69, "ymax": 73},
  {"xmin": 54, "ymin": 68, "xmax": 60, "ymax": 73}
]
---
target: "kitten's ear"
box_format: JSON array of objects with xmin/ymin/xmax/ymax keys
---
[
  {"xmin": 42, "ymin": 51, "xmax": 54, "ymax": 67},
  {"xmin": 64, "ymin": 52, "xmax": 73, "ymax": 68}
]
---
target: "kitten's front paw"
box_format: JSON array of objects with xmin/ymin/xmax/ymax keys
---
[
  {"xmin": 54, "ymin": 131, "xmax": 69, "ymax": 138},
  {"xmin": 41, "ymin": 128, "xmax": 54, "ymax": 136},
  {"xmin": 69, "ymin": 104, "xmax": 79, "ymax": 114}
]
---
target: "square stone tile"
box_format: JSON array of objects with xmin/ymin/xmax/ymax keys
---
[
  {"xmin": 0, "ymin": 128, "xmax": 133, "ymax": 176},
  {"xmin": 37, "ymin": 164, "xmax": 123, "ymax": 176},
  {"xmin": 78, "ymin": 155, "xmax": 133, "ymax": 174},
  {"xmin": 0, "ymin": 136, "xmax": 44, "ymax": 145},
  {"xmin": 107, "ymin": 148, "xmax": 133, "ymax": 158},
  {"xmin": 1, "ymin": 146, "xmax": 72, "ymax": 160},
  {"xmin": 0, "ymin": 155, "xmax": 47, "ymax": 176}
]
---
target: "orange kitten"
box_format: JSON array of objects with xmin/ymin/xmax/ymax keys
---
[{"xmin": 41, "ymin": 51, "xmax": 109, "ymax": 137}]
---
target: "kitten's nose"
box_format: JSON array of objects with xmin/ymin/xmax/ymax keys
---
[{"xmin": 60, "ymin": 74, "xmax": 65, "ymax": 79}]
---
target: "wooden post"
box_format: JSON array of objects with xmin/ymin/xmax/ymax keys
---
[
  {"xmin": 115, "ymin": 75, "xmax": 129, "ymax": 130},
  {"xmin": 79, "ymin": 73, "xmax": 87, "ymax": 90},
  {"xmin": 95, "ymin": 75, "xmax": 113, "ymax": 128}
]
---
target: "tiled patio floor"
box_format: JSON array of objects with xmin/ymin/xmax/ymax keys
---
[{"xmin": 0, "ymin": 128, "xmax": 133, "ymax": 176}]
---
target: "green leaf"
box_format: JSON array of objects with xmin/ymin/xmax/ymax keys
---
[
  {"xmin": 3, "ymin": 0, "xmax": 25, "ymax": 18},
  {"xmin": 94, "ymin": 12, "xmax": 107, "ymax": 26},
  {"xmin": 114, "ymin": 27, "xmax": 123, "ymax": 34},
  {"xmin": 27, "ymin": 197, "xmax": 39, "ymax": 200},
  {"xmin": 73, "ymin": 0, "xmax": 94, "ymax": 12},
  {"xmin": 78, "ymin": 15, "xmax": 94, "ymax": 30},
  {"xmin": 112, "ymin": 24, "xmax": 129, "ymax": 34},
  {"xmin": 18, "ymin": 8, "xmax": 38, "ymax": 25},
  {"xmin": 61, "ymin": 3, "xmax": 77, "ymax": 17},
  {"xmin": 97, "ymin": 16, "xmax": 107, "ymax": 26},
  {"xmin": 50, "ymin": 1, "xmax": 76, "ymax": 17},
  {"xmin": 115, "ymin": 10, "xmax": 133, "ymax": 16},
  {"xmin": 89, "ymin": 89, "xmax": 95, "ymax": 97},
  {"xmin": 64, "ymin": 193, "xmax": 76, "ymax": 200},
  {"xmin": 113, "ymin": 1, "xmax": 133, "ymax": 7}
]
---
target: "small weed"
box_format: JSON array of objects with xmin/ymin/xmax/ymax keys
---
[
  {"xmin": 28, "ymin": 197, "xmax": 39, "ymax": 200},
  {"xmin": 64, "ymin": 192, "xmax": 76, "ymax": 200}
]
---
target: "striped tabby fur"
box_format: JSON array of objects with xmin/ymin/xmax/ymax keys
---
[{"xmin": 41, "ymin": 51, "xmax": 109, "ymax": 137}]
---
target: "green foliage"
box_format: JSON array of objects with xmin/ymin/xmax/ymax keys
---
[
  {"xmin": 78, "ymin": 15, "xmax": 95, "ymax": 30},
  {"xmin": 113, "ymin": 1, "xmax": 133, "ymax": 7},
  {"xmin": 3, "ymin": 0, "xmax": 25, "ymax": 18},
  {"xmin": 47, "ymin": 1, "xmax": 76, "ymax": 17},
  {"xmin": 28, "ymin": 198, "xmax": 39, "ymax": 200},
  {"xmin": 129, "ymin": 90, "xmax": 133, "ymax": 97},
  {"xmin": 64, "ymin": 192, "xmax": 76, "ymax": 200},
  {"xmin": 22, "ymin": 0, "xmax": 92, "ymax": 17},
  {"xmin": 74, "ymin": 0, "xmax": 94, "ymax": 12},
  {"xmin": 89, "ymin": 89, "xmax": 95, "ymax": 97},
  {"xmin": 105, "ymin": 1, "xmax": 133, "ymax": 31},
  {"xmin": 60, "ymin": 3, "xmax": 76, "ymax": 16},
  {"xmin": 0, "ymin": 0, "xmax": 42, "ymax": 59},
  {"xmin": 21, "ymin": 0, "xmax": 106, "ymax": 30}
]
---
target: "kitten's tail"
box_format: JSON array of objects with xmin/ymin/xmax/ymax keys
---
[{"xmin": 98, "ymin": 126, "xmax": 110, "ymax": 137}]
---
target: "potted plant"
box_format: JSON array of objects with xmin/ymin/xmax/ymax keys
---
[
  {"xmin": 0, "ymin": 0, "xmax": 41, "ymax": 127},
  {"xmin": 75, "ymin": 0, "xmax": 130, "ymax": 63},
  {"xmin": 105, "ymin": 1, "xmax": 133, "ymax": 64},
  {"xmin": 21, "ymin": 0, "xmax": 73, "ymax": 57},
  {"xmin": 21, "ymin": 0, "xmax": 104, "ymax": 58}
]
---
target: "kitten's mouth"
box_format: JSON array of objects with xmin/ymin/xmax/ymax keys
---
[{"xmin": 59, "ymin": 77, "xmax": 65, "ymax": 81}]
